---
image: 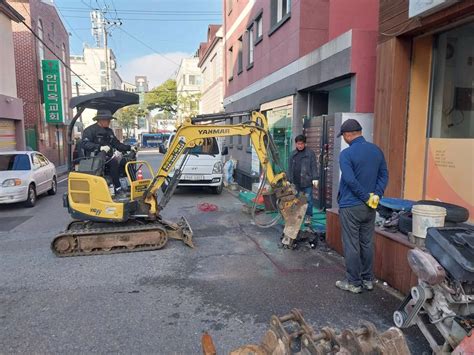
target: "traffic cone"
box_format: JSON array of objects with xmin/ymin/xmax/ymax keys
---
[{"xmin": 137, "ymin": 168, "xmax": 143, "ymax": 180}]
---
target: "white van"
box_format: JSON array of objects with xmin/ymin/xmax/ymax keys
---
[{"xmin": 166, "ymin": 134, "xmax": 227, "ymax": 194}]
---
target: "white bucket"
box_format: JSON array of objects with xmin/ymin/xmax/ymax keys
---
[{"xmin": 412, "ymin": 205, "xmax": 447, "ymax": 238}]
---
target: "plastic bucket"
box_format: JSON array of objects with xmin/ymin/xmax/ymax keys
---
[{"xmin": 412, "ymin": 205, "xmax": 447, "ymax": 238}]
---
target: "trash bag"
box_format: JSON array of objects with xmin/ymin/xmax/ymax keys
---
[{"xmin": 223, "ymin": 158, "xmax": 236, "ymax": 186}]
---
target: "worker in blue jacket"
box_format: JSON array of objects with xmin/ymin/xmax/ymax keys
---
[{"xmin": 335, "ymin": 119, "xmax": 388, "ymax": 294}]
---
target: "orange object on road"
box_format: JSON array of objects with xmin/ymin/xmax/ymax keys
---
[{"xmin": 137, "ymin": 168, "xmax": 143, "ymax": 180}]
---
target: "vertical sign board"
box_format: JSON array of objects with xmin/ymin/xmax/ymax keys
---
[{"xmin": 42, "ymin": 60, "xmax": 64, "ymax": 124}]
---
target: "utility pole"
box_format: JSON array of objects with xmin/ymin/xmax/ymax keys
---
[{"xmin": 103, "ymin": 24, "xmax": 110, "ymax": 90}]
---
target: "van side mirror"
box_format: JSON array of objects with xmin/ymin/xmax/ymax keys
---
[{"xmin": 222, "ymin": 146, "xmax": 229, "ymax": 155}]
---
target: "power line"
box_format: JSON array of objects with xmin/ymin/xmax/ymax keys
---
[
  {"xmin": 117, "ymin": 27, "xmax": 181, "ymax": 67},
  {"xmin": 62, "ymin": 15, "xmax": 221, "ymax": 22},
  {"xmin": 18, "ymin": 17, "xmax": 97, "ymax": 92},
  {"xmin": 57, "ymin": 7, "xmax": 221, "ymax": 14}
]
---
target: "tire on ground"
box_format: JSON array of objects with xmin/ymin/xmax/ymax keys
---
[{"xmin": 398, "ymin": 212, "xmax": 412, "ymax": 235}]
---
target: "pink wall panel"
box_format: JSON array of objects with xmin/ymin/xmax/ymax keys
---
[{"xmin": 328, "ymin": 0, "xmax": 379, "ymax": 40}]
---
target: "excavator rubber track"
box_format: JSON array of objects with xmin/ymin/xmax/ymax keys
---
[{"xmin": 51, "ymin": 217, "xmax": 193, "ymax": 257}]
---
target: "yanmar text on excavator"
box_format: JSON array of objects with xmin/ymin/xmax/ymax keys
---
[{"xmin": 51, "ymin": 89, "xmax": 307, "ymax": 257}]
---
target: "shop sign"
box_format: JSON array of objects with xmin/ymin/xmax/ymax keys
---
[
  {"xmin": 42, "ymin": 60, "xmax": 64, "ymax": 124},
  {"xmin": 409, "ymin": 0, "xmax": 458, "ymax": 18}
]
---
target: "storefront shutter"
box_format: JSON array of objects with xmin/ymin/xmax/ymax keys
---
[{"xmin": 0, "ymin": 119, "xmax": 16, "ymax": 151}]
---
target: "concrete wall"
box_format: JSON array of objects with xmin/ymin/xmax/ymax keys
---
[
  {"xmin": 199, "ymin": 28, "xmax": 224, "ymax": 114},
  {"xmin": 0, "ymin": 15, "xmax": 18, "ymax": 98}
]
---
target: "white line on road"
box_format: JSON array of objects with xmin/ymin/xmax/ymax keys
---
[{"xmin": 58, "ymin": 177, "xmax": 68, "ymax": 184}]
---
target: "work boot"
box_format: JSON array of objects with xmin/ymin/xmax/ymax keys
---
[
  {"xmin": 335, "ymin": 280, "xmax": 362, "ymax": 294},
  {"xmin": 363, "ymin": 280, "xmax": 374, "ymax": 291}
]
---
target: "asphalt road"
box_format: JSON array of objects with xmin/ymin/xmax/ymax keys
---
[{"xmin": 0, "ymin": 150, "xmax": 430, "ymax": 354}]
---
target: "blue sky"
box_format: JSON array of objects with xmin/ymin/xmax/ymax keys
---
[{"xmin": 54, "ymin": 0, "xmax": 222, "ymax": 88}]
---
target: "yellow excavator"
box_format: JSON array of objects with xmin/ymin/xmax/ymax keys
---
[{"xmin": 51, "ymin": 89, "xmax": 307, "ymax": 257}]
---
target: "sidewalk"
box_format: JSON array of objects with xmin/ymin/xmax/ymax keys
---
[{"xmin": 56, "ymin": 164, "xmax": 68, "ymax": 178}]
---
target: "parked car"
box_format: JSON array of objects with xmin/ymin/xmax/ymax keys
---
[{"xmin": 0, "ymin": 151, "xmax": 57, "ymax": 207}]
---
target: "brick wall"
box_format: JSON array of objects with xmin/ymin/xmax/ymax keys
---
[{"xmin": 9, "ymin": 0, "xmax": 71, "ymax": 165}]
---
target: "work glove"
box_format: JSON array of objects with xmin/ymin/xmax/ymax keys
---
[
  {"xmin": 130, "ymin": 146, "xmax": 138, "ymax": 153},
  {"xmin": 366, "ymin": 193, "xmax": 380, "ymax": 209},
  {"xmin": 312, "ymin": 180, "xmax": 319, "ymax": 188},
  {"xmin": 100, "ymin": 145, "xmax": 111, "ymax": 153}
]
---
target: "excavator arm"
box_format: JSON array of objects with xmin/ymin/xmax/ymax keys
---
[{"xmin": 142, "ymin": 111, "xmax": 307, "ymax": 246}]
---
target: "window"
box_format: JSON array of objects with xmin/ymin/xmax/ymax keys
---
[
  {"xmin": 256, "ymin": 14, "xmax": 263, "ymax": 42},
  {"xmin": 270, "ymin": 0, "xmax": 291, "ymax": 33},
  {"xmin": 237, "ymin": 117, "xmax": 243, "ymax": 147},
  {"xmin": 188, "ymin": 75, "xmax": 202, "ymax": 85},
  {"xmin": 237, "ymin": 36, "xmax": 243, "ymax": 74},
  {"xmin": 37, "ymin": 154, "xmax": 49, "ymax": 167},
  {"xmin": 430, "ymin": 23, "xmax": 474, "ymax": 139},
  {"xmin": 37, "ymin": 20, "xmax": 44, "ymax": 69},
  {"xmin": 229, "ymin": 118, "xmax": 234, "ymax": 145},
  {"xmin": 0, "ymin": 154, "xmax": 31, "ymax": 171},
  {"xmin": 228, "ymin": 46, "xmax": 234, "ymax": 81},
  {"xmin": 248, "ymin": 25, "xmax": 254, "ymax": 67}
]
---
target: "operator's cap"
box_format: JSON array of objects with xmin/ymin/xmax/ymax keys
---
[
  {"xmin": 93, "ymin": 109, "xmax": 115, "ymax": 121},
  {"xmin": 337, "ymin": 119, "xmax": 362, "ymax": 137}
]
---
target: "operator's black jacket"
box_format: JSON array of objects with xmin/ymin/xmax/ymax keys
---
[
  {"xmin": 288, "ymin": 148, "xmax": 319, "ymax": 188},
  {"xmin": 82, "ymin": 123, "xmax": 131, "ymax": 156}
]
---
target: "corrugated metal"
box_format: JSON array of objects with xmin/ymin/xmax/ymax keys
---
[{"xmin": 0, "ymin": 119, "xmax": 16, "ymax": 151}]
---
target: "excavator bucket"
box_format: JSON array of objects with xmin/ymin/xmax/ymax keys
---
[
  {"xmin": 273, "ymin": 185, "xmax": 308, "ymax": 247},
  {"xmin": 203, "ymin": 309, "xmax": 411, "ymax": 355}
]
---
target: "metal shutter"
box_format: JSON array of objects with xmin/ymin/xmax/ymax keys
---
[{"xmin": 0, "ymin": 119, "xmax": 16, "ymax": 151}]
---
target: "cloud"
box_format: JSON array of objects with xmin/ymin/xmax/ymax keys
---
[{"xmin": 120, "ymin": 52, "xmax": 192, "ymax": 89}]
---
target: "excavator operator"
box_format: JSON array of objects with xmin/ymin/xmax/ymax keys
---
[{"xmin": 81, "ymin": 109, "xmax": 137, "ymax": 195}]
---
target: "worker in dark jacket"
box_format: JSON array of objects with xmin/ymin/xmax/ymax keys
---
[
  {"xmin": 335, "ymin": 119, "xmax": 388, "ymax": 294},
  {"xmin": 82, "ymin": 109, "xmax": 136, "ymax": 193},
  {"xmin": 288, "ymin": 135, "xmax": 319, "ymax": 225}
]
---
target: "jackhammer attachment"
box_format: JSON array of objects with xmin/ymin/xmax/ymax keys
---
[
  {"xmin": 274, "ymin": 185, "xmax": 307, "ymax": 248},
  {"xmin": 203, "ymin": 309, "xmax": 411, "ymax": 355}
]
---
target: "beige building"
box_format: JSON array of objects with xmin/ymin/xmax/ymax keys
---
[
  {"xmin": 70, "ymin": 46, "xmax": 122, "ymax": 128},
  {"xmin": 198, "ymin": 25, "xmax": 224, "ymax": 115},
  {"xmin": 176, "ymin": 57, "xmax": 201, "ymax": 123},
  {"xmin": 0, "ymin": 0, "xmax": 25, "ymax": 151}
]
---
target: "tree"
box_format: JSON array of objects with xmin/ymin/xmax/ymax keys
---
[
  {"xmin": 115, "ymin": 105, "xmax": 148, "ymax": 137},
  {"xmin": 145, "ymin": 79, "xmax": 177, "ymax": 114}
]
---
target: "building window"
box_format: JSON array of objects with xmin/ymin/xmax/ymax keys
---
[
  {"xmin": 430, "ymin": 22, "xmax": 474, "ymax": 139},
  {"xmin": 188, "ymin": 75, "xmax": 200, "ymax": 85},
  {"xmin": 229, "ymin": 118, "xmax": 234, "ymax": 146},
  {"xmin": 238, "ymin": 117, "xmax": 243, "ymax": 147},
  {"xmin": 237, "ymin": 36, "xmax": 243, "ymax": 74},
  {"xmin": 228, "ymin": 46, "xmax": 234, "ymax": 81},
  {"xmin": 270, "ymin": 0, "xmax": 291, "ymax": 34},
  {"xmin": 255, "ymin": 13, "xmax": 263, "ymax": 44},
  {"xmin": 248, "ymin": 25, "xmax": 254, "ymax": 68},
  {"xmin": 37, "ymin": 19, "xmax": 45, "ymax": 68}
]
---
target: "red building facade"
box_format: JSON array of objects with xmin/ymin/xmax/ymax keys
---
[
  {"xmin": 9, "ymin": 0, "xmax": 71, "ymax": 165},
  {"xmin": 223, "ymin": 0, "xmax": 379, "ymax": 189}
]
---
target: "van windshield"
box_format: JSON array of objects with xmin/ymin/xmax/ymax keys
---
[
  {"xmin": 169, "ymin": 135, "xmax": 220, "ymax": 155},
  {"xmin": 189, "ymin": 138, "xmax": 219, "ymax": 155}
]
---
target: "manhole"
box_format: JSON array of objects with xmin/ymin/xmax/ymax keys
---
[{"xmin": 0, "ymin": 216, "xmax": 33, "ymax": 232}]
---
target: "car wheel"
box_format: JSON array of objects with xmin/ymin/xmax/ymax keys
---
[
  {"xmin": 48, "ymin": 176, "xmax": 57, "ymax": 195},
  {"xmin": 24, "ymin": 184, "xmax": 37, "ymax": 207},
  {"xmin": 212, "ymin": 183, "xmax": 223, "ymax": 195}
]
